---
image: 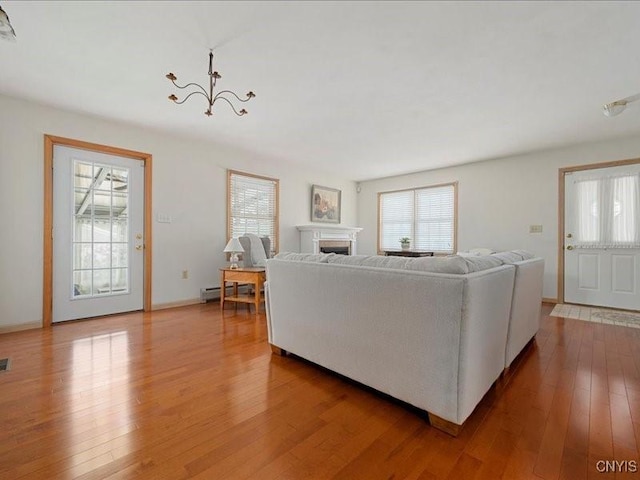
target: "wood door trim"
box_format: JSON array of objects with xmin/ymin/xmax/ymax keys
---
[
  {"xmin": 557, "ymin": 156, "xmax": 640, "ymax": 304},
  {"xmin": 43, "ymin": 135, "xmax": 153, "ymax": 327}
]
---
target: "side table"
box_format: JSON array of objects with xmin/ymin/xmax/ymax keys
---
[
  {"xmin": 219, "ymin": 267, "xmax": 266, "ymax": 313},
  {"xmin": 383, "ymin": 251, "xmax": 434, "ymax": 257}
]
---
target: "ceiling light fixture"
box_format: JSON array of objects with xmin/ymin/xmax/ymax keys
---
[
  {"xmin": 0, "ymin": 5, "xmax": 17, "ymax": 42},
  {"xmin": 166, "ymin": 50, "xmax": 255, "ymax": 117},
  {"xmin": 602, "ymin": 93, "xmax": 640, "ymax": 117},
  {"xmin": 602, "ymin": 100, "xmax": 627, "ymax": 117}
]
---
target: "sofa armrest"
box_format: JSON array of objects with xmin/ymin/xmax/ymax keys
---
[{"xmin": 505, "ymin": 258, "xmax": 544, "ymax": 367}]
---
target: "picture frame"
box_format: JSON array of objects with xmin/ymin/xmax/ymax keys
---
[{"xmin": 311, "ymin": 184, "xmax": 341, "ymax": 224}]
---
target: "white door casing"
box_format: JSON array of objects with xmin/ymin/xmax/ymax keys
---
[
  {"xmin": 53, "ymin": 145, "xmax": 145, "ymax": 322},
  {"xmin": 564, "ymin": 164, "xmax": 640, "ymax": 310}
]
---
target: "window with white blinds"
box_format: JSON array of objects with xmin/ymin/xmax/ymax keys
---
[
  {"xmin": 228, "ymin": 170, "xmax": 279, "ymax": 251},
  {"xmin": 379, "ymin": 183, "xmax": 456, "ymax": 253}
]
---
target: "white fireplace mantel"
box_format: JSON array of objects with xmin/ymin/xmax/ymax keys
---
[{"xmin": 296, "ymin": 225, "xmax": 363, "ymax": 255}]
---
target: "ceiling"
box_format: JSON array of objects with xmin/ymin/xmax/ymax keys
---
[{"xmin": 2, "ymin": 1, "xmax": 640, "ymax": 181}]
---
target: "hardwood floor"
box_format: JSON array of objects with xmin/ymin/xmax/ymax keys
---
[{"xmin": 1, "ymin": 303, "xmax": 639, "ymax": 479}]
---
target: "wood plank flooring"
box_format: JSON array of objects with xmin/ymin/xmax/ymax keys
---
[{"xmin": 1, "ymin": 303, "xmax": 639, "ymax": 479}]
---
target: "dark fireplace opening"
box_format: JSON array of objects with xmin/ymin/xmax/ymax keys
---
[
  {"xmin": 319, "ymin": 240, "xmax": 351, "ymax": 255},
  {"xmin": 320, "ymin": 246, "xmax": 350, "ymax": 255}
]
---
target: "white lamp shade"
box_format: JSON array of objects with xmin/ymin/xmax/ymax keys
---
[{"xmin": 223, "ymin": 237, "xmax": 244, "ymax": 253}]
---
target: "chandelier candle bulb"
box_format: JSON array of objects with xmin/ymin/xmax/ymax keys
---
[{"xmin": 166, "ymin": 50, "xmax": 255, "ymax": 117}]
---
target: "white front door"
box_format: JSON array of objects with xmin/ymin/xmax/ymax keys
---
[
  {"xmin": 564, "ymin": 164, "xmax": 640, "ymax": 310},
  {"xmin": 52, "ymin": 145, "xmax": 145, "ymax": 323}
]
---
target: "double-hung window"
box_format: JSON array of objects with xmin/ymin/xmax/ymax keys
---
[
  {"xmin": 227, "ymin": 170, "xmax": 279, "ymax": 252},
  {"xmin": 378, "ymin": 182, "xmax": 457, "ymax": 254}
]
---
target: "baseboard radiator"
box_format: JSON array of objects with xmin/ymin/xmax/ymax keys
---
[
  {"xmin": 200, "ymin": 285, "xmax": 251, "ymax": 303},
  {"xmin": 200, "ymin": 287, "xmax": 220, "ymax": 303}
]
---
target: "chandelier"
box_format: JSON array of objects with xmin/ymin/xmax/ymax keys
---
[
  {"xmin": 0, "ymin": 5, "xmax": 17, "ymax": 42},
  {"xmin": 166, "ymin": 50, "xmax": 255, "ymax": 117}
]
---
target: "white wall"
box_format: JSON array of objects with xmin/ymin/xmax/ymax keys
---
[
  {"xmin": 357, "ymin": 135, "xmax": 640, "ymax": 300},
  {"xmin": 0, "ymin": 94, "xmax": 356, "ymax": 330}
]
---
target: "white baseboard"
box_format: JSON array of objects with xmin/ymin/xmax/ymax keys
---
[
  {"xmin": 152, "ymin": 298, "xmax": 204, "ymax": 311},
  {"xmin": 0, "ymin": 321, "xmax": 42, "ymax": 334}
]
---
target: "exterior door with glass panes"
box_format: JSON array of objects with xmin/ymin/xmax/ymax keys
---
[
  {"xmin": 564, "ymin": 164, "xmax": 640, "ymax": 310},
  {"xmin": 52, "ymin": 145, "xmax": 145, "ymax": 323}
]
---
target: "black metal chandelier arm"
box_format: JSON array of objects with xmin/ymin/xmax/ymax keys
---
[
  {"xmin": 171, "ymin": 91, "xmax": 211, "ymax": 106},
  {"xmin": 214, "ymin": 90, "xmax": 253, "ymax": 103},
  {"xmin": 170, "ymin": 80, "xmax": 209, "ymax": 97},
  {"xmin": 213, "ymin": 95, "xmax": 247, "ymax": 116},
  {"xmin": 166, "ymin": 51, "xmax": 253, "ymax": 118}
]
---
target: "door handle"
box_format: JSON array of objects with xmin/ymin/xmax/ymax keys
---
[
  {"xmin": 566, "ymin": 245, "xmax": 574, "ymax": 250},
  {"xmin": 136, "ymin": 245, "xmax": 143, "ymax": 251},
  {"xmin": 566, "ymin": 233, "xmax": 572, "ymax": 238}
]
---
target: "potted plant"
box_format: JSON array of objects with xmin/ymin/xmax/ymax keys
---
[{"xmin": 399, "ymin": 237, "xmax": 411, "ymax": 251}]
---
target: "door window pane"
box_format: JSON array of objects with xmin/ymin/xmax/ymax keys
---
[
  {"xmin": 93, "ymin": 243, "xmax": 111, "ymax": 269},
  {"xmin": 72, "ymin": 161, "xmax": 130, "ymax": 298},
  {"xmin": 112, "ymin": 218, "xmax": 128, "ymax": 243},
  {"xmin": 112, "ymin": 244, "xmax": 128, "ymax": 268},
  {"xmin": 111, "ymin": 268, "xmax": 128, "ymax": 292},
  {"xmin": 73, "ymin": 270, "xmax": 92, "ymax": 297},
  {"xmin": 573, "ymin": 173, "xmax": 640, "ymax": 247},
  {"xmin": 73, "ymin": 243, "xmax": 92, "ymax": 270},
  {"xmin": 93, "ymin": 269, "xmax": 111, "ymax": 294}
]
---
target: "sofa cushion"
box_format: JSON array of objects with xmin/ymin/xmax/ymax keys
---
[
  {"xmin": 511, "ymin": 249, "xmax": 535, "ymax": 260},
  {"xmin": 469, "ymin": 248, "xmax": 494, "ymax": 256},
  {"xmin": 404, "ymin": 255, "xmax": 469, "ymax": 274},
  {"xmin": 273, "ymin": 252, "xmax": 333, "ymax": 263},
  {"xmin": 327, "ymin": 254, "xmax": 370, "ymax": 265},
  {"xmin": 359, "ymin": 256, "xmax": 410, "ymax": 269},
  {"xmin": 328, "ymin": 255, "xmax": 410, "ymax": 269},
  {"xmin": 491, "ymin": 251, "xmax": 524, "ymax": 264},
  {"xmin": 491, "ymin": 250, "xmax": 537, "ymax": 264},
  {"xmin": 463, "ymin": 255, "xmax": 504, "ymax": 272}
]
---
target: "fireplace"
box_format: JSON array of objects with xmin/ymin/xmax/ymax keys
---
[
  {"xmin": 297, "ymin": 225, "xmax": 363, "ymax": 255},
  {"xmin": 319, "ymin": 240, "xmax": 351, "ymax": 255}
]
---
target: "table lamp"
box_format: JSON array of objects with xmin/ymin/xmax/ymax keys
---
[{"xmin": 223, "ymin": 237, "xmax": 244, "ymax": 269}]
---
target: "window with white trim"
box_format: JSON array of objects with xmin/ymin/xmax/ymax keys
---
[
  {"xmin": 227, "ymin": 170, "xmax": 279, "ymax": 252},
  {"xmin": 378, "ymin": 182, "xmax": 457, "ymax": 253}
]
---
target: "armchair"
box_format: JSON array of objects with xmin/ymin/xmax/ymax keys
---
[{"xmin": 238, "ymin": 234, "xmax": 271, "ymax": 268}]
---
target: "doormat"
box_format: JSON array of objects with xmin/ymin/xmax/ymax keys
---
[
  {"xmin": 550, "ymin": 304, "xmax": 640, "ymax": 329},
  {"xmin": 0, "ymin": 358, "xmax": 10, "ymax": 371}
]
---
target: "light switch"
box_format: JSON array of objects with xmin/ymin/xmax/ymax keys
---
[
  {"xmin": 529, "ymin": 224, "xmax": 543, "ymax": 234},
  {"xmin": 157, "ymin": 213, "xmax": 172, "ymax": 223}
]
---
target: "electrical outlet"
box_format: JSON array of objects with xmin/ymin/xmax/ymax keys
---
[
  {"xmin": 182, "ymin": 270, "xmax": 188, "ymax": 279},
  {"xmin": 529, "ymin": 224, "xmax": 543, "ymax": 234}
]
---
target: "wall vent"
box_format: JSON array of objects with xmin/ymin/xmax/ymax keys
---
[{"xmin": 0, "ymin": 358, "xmax": 10, "ymax": 371}]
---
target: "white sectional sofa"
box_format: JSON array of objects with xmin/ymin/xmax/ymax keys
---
[
  {"xmin": 265, "ymin": 251, "xmax": 543, "ymax": 435},
  {"xmin": 492, "ymin": 252, "xmax": 545, "ymax": 368}
]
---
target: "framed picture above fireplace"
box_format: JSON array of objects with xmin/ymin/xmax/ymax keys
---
[{"xmin": 311, "ymin": 185, "xmax": 341, "ymax": 224}]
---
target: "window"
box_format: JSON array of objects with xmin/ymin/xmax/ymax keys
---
[
  {"xmin": 72, "ymin": 160, "xmax": 130, "ymax": 297},
  {"xmin": 227, "ymin": 170, "xmax": 279, "ymax": 252},
  {"xmin": 378, "ymin": 182, "xmax": 457, "ymax": 253},
  {"xmin": 574, "ymin": 173, "xmax": 639, "ymax": 247}
]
